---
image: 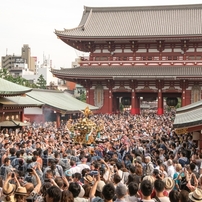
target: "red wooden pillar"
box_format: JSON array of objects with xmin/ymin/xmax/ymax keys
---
[
  {"xmin": 106, "ymin": 80, "xmax": 115, "ymax": 114},
  {"xmin": 157, "ymin": 88, "xmax": 163, "ymax": 115},
  {"xmin": 84, "ymin": 80, "xmax": 92, "ymax": 105},
  {"xmin": 86, "ymin": 87, "xmax": 90, "ymax": 104},
  {"xmin": 181, "ymin": 80, "xmax": 186, "ymax": 107},
  {"xmin": 56, "ymin": 112, "xmax": 60, "ymax": 128},
  {"xmin": 113, "ymin": 96, "xmax": 118, "ymax": 113},
  {"xmin": 131, "ymin": 89, "xmax": 136, "ymax": 115},
  {"xmin": 135, "ymin": 97, "xmax": 140, "ymax": 115},
  {"xmin": 89, "ymin": 89, "xmax": 94, "ymax": 106},
  {"xmin": 108, "ymin": 88, "xmax": 112, "ymax": 114},
  {"xmin": 103, "ymin": 90, "xmax": 109, "ymax": 113},
  {"xmin": 130, "ymin": 80, "xmax": 138, "ymax": 115},
  {"xmin": 21, "ymin": 110, "xmax": 24, "ymax": 122},
  {"xmin": 200, "ymin": 132, "xmax": 202, "ymax": 152}
]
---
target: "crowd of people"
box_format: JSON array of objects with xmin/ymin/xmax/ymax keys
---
[{"xmin": 0, "ymin": 110, "xmax": 202, "ymax": 202}]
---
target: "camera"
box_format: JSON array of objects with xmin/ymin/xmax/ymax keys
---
[
  {"xmin": 27, "ymin": 168, "xmax": 33, "ymax": 173},
  {"xmin": 90, "ymin": 171, "xmax": 98, "ymax": 176},
  {"xmin": 11, "ymin": 172, "xmax": 15, "ymax": 178}
]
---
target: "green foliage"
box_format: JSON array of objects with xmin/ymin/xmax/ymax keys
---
[
  {"xmin": 0, "ymin": 68, "xmax": 39, "ymax": 88},
  {"xmin": 0, "ymin": 68, "xmax": 10, "ymax": 79},
  {"xmin": 36, "ymin": 74, "xmax": 47, "ymax": 89},
  {"xmin": 176, "ymin": 98, "xmax": 181, "ymax": 108},
  {"xmin": 119, "ymin": 103, "xmax": 124, "ymax": 112},
  {"xmin": 77, "ymin": 92, "xmax": 86, "ymax": 102}
]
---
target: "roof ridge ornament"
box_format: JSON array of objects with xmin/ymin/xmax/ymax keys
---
[{"xmin": 82, "ymin": 9, "xmax": 93, "ymax": 31}]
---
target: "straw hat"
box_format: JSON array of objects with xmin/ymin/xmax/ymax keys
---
[
  {"xmin": 189, "ymin": 188, "xmax": 202, "ymax": 202},
  {"xmin": 163, "ymin": 177, "xmax": 175, "ymax": 191},
  {"xmin": 3, "ymin": 183, "xmax": 16, "ymax": 196},
  {"xmin": 84, "ymin": 175, "xmax": 93, "ymax": 184},
  {"xmin": 15, "ymin": 186, "xmax": 28, "ymax": 196}
]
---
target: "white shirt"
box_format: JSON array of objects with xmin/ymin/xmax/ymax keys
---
[
  {"xmin": 157, "ymin": 196, "xmax": 171, "ymax": 202},
  {"xmin": 69, "ymin": 166, "xmax": 82, "ymax": 174},
  {"xmin": 77, "ymin": 163, "xmax": 90, "ymax": 173},
  {"xmin": 167, "ymin": 165, "xmax": 175, "ymax": 178}
]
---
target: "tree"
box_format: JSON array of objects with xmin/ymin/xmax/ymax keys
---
[
  {"xmin": 0, "ymin": 68, "xmax": 10, "ymax": 79},
  {"xmin": 77, "ymin": 92, "xmax": 86, "ymax": 102},
  {"xmin": 36, "ymin": 74, "xmax": 47, "ymax": 89}
]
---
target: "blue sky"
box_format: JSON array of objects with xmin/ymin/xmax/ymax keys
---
[{"xmin": 0, "ymin": 0, "xmax": 202, "ymax": 68}]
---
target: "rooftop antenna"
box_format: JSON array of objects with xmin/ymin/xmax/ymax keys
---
[
  {"xmin": 43, "ymin": 52, "xmax": 45, "ymax": 64},
  {"xmin": 6, "ymin": 48, "xmax": 8, "ymax": 56}
]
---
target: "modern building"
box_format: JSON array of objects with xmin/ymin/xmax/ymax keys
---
[
  {"xmin": 1, "ymin": 44, "xmax": 36, "ymax": 75},
  {"xmin": 53, "ymin": 4, "xmax": 202, "ymax": 115},
  {"xmin": 23, "ymin": 55, "xmax": 59, "ymax": 87}
]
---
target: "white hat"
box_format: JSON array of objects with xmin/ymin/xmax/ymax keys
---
[
  {"xmin": 96, "ymin": 181, "xmax": 105, "ymax": 192},
  {"xmin": 189, "ymin": 188, "xmax": 202, "ymax": 202},
  {"xmin": 163, "ymin": 177, "xmax": 175, "ymax": 191}
]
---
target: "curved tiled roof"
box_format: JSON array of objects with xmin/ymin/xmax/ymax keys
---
[
  {"xmin": 173, "ymin": 105, "xmax": 202, "ymax": 128},
  {"xmin": 55, "ymin": 4, "xmax": 202, "ymax": 38},
  {"xmin": 52, "ymin": 66, "xmax": 202, "ymax": 79},
  {"xmin": 27, "ymin": 89, "xmax": 98, "ymax": 113},
  {"xmin": 0, "ymin": 78, "xmax": 32, "ymax": 96},
  {"xmin": 176, "ymin": 100, "xmax": 202, "ymax": 112},
  {"xmin": 0, "ymin": 96, "xmax": 42, "ymax": 107}
]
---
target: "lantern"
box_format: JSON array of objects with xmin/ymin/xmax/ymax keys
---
[
  {"xmin": 166, "ymin": 97, "xmax": 178, "ymax": 107},
  {"xmin": 121, "ymin": 97, "xmax": 131, "ymax": 106}
]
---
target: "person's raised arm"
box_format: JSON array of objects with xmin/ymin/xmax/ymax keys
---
[
  {"xmin": 100, "ymin": 159, "xmax": 109, "ymax": 171},
  {"xmin": 89, "ymin": 173, "xmax": 100, "ymax": 200},
  {"xmin": 62, "ymin": 176, "xmax": 69, "ymax": 189},
  {"xmin": 3, "ymin": 172, "xmax": 12, "ymax": 191},
  {"xmin": 31, "ymin": 168, "xmax": 41, "ymax": 194}
]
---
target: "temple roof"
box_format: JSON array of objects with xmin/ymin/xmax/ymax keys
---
[
  {"xmin": 0, "ymin": 96, "xmax": 42, "ymax": 108},
  {"xmin": 27, "ymin": 89, "xmax": 98, "ymax": 113},
  {"xmin": 176, "ymin": 100, "xmax": 202, "ymax": 112},
  {"xmin": 55, "ymin": 4, "xmax": 202, "ymax": 39},
  {"xmin": 173, "ymin": 101, "xmax": 202, "ymax": 128},
  {"xmin": 0, "ymin": 78, "xmax": 32, "ymax": 96},
  {"xmin": 52, "ymin": 66, "xmax": 202, "ymax": 80}
]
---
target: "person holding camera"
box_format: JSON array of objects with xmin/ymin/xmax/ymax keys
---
[
  {"xmin": 2, "ymin": 171, "xmax": 30, "ymax": 202},
  {"xmin": 0, "ymin": 157, "xmax": 13, "ymax": 181},
  {"xmin": 2, "ymin": 172, "xmax": 17, "ymax": 202}
]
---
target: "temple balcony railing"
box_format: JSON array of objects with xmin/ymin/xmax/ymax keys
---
[{"xmin": 79, "ymin": 60, "xmax": 202, "ymax": 66}]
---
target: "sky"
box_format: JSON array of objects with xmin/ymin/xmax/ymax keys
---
[{"xmin": 1, "ymin": 0, "xmax": 202, "ymax": 69}]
